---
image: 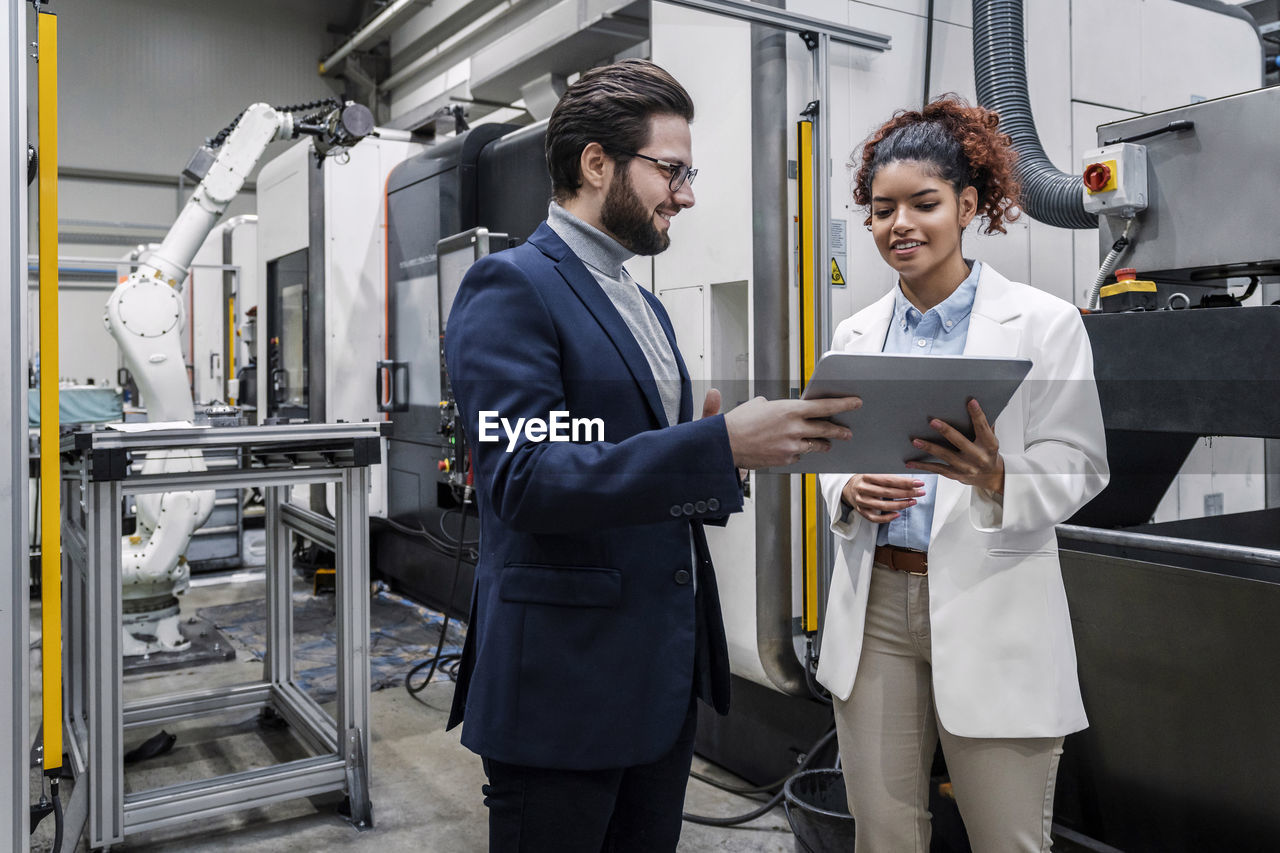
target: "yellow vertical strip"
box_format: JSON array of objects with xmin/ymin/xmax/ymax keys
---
[
  {"xmin": 37, "ymin": 10, "xmax": 63, "ymax": 774},
  {"xmin": 228, "ymin": 296, "xmax": 236, "ymax": 404},
  {"xmin": 797, "ymin": 119, "xmax": 819, "ymax": 634}
]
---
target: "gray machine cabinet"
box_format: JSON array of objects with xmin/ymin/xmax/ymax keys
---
[{"xmin": 1098, "ymin": 87, "xmax": 1280, "ymax": 284}]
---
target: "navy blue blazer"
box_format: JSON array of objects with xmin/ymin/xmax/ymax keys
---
[{"xmin": 443, "ymin": 222, "xmax": 742, "ymax": 770}]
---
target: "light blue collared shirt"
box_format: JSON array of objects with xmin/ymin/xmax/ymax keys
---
[{"xmin": 876, "ymin": 261, "xmax": 982, "ymax": 551}]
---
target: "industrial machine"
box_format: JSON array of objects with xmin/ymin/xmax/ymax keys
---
[
  {"xmin": 1055, "ymin": 87, "xmax": 1280, "ymax": 852},
  {"xmin": 103, "ymin": 100, "xmax": 374, "ymax": 654},
  {"xmin": 255, "ymin": 123, "xmax": 424, "ymax": 519},
  {"xmin": 377, "ymin": 121, "xmax": 550, "ymax": 616}
]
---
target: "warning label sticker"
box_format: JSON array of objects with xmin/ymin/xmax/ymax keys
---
[{"xmin": 830, "ymin": 258, "xmax": 846, "ymax": 286}]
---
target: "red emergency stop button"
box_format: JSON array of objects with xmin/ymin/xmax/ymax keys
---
[
  {"xmin": 1083, "ymin": 162, "xmax": 1112, "ymax": 192},
  {"xmin": 438, "ymin": 459, "xmax": 450, "ymax": 472}
]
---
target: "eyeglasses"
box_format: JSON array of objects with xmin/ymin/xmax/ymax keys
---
[{"xmin": 622, "ymin": 152, "xmax": 698, "ymax": 192}]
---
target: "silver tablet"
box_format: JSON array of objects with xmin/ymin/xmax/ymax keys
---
[{"xmin": 772, "ymin": 351, "xmax": 1032, "ymax": 474}]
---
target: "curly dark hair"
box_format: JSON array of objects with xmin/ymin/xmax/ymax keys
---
[
  {"xmin": 852, "ymin": 96, "xmax": 1021, "ymax": 235},
  {"xmin": 546, "ymin": 59, "xmax": 694, "ymax": 203}
]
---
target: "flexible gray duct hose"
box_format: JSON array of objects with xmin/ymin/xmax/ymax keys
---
[{"xmin": 973, "ymin": 0, "xmax": 1098, "ymax": 229}]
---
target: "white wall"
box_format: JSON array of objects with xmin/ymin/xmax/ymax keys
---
[
  {"xmin": 32, "ymin": 0, "xmax": 345, "ymax": 179},
  {"xmin": 28, "ymin": 0, "xmax": 352, "ymax": 384}
]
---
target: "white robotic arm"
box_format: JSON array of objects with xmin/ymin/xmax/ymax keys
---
[
  {"xmin": 106, "ymin": 103, "xmax": 301, "ymax": 421},
  {"xmin": 105, "ymin": 101, "xmax": 373, "ymax": 654}
]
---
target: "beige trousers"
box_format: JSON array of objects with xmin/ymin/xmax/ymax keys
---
[{"xmin": 831, "ymin": 564, "xmax": 1064, "ymax": 853}]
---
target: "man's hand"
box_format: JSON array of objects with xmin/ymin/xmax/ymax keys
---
[
  {"xmin": 701, "ymin": 389, "xmax": 750, "ymax": 483},
  {"xmin": 723, "ymin": 396, "xmax": 860, "ymax": 469},
  {"xmin": 905, "ymin": 398, "xmax": 1005, "ymax": 494},
  {"xmin": 841, "ymin": 474, "xmax": 925, "ymax": 523},
  {"xmin": 701, "ymin": 388, "xmax": 722, "ymax": 420}
]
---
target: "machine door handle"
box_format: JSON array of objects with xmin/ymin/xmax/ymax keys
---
[
  {"xmin": 376, "ymin": 360, "xmax": 409, "ymax": 413},
  {"xmin": 270, "ymin": 367, "xmax": 287, "ymax": 405}
]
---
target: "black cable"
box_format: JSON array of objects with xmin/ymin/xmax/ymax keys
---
[
  {"xmin": 438, "ymin": 507, "xmax": 479, "ymax": 547},
  {"xmin": 206, "ymin": 98, "xmax": 342, "ymax": 148},
  {"xmin": 379, "ymin": 515, "xmax": 478, "ymax": 562},
  {"xmin": 803, "ymin": 636, "xmax": 832, "ymax": 705},
  {"xmin": 683, "ymin": 785, "xmax": 789, "ymax": 827},
  {"xmin": 1234, "ymin": 276, "xmax": 1259, "ymax": 304},
  {"xmin": 922, "ymin": 0, "xmax": 935, "ymax": 108},
  {"xmin": 682, "ymin": 727, "xmax": 837, "ymax": 827},
  {"xmin": 406, "ymin": 490, "xmax": 472, "ymax": 701},
  {"xmin": 1102, "ymin": 119, "xmax": 1194, "ymax": 146},
  {"xmin": 50, "ymin": 778, "xmax": 63, "ymax": 853},
  {"xmin": 690, "ymin": 727, "xmax": 836, "ymax": 797}
]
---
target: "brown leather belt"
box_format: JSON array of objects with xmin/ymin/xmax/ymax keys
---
[{"xmin": 875, "ymin": 544, "xmax": 928, "ymax": 575}]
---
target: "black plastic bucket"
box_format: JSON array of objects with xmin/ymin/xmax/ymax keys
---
[{"xmin": 783, "ymin": 769, "xmax": 856, "ymax": 853}]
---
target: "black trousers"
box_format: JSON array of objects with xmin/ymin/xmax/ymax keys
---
[{"xmin": 481, "ymin": 699, "xmax": 698, "ymax": 853}]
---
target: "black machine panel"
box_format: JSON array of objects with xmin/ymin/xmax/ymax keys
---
[
  {"xmin": 477, "ymin": 122, "xmax": 555, "ymax": 241},
  {"xmin": 377, "ymin": 121, "xmax": 551, "ymax": 616},
  {"xmin": 1070, "ymin": 304, "xmax": 1280, "ymax": 528},
  {"xmin": 1057, "ymin": 303, "xmax": 1280, "ymax": 849},
  {"xmin": 1057, "ymin": 519, "xmax": 1280, "ymax": 852}
]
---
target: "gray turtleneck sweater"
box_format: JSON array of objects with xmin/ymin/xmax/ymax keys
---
[{"xmin": 547, "ymin": 203, "xmax": 682, "ymax": 427}]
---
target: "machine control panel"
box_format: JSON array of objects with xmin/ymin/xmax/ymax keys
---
[{"xmin": 435, "ymin": 227, "xmax": 512, "ymax": 496}]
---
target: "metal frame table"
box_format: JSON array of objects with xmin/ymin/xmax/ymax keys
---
[{"xmin": 59, "ymin": 422, "xmax": 382, "ymax": 850}]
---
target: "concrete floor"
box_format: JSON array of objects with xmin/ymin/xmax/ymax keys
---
[{"xmin": 28, "ymin": 568, "xmax": 797, "ymax": 853}]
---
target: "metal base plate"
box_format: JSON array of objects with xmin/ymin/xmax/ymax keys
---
[{"xmin": 122, "ymin": 616, "xmax": 236, "ymax": 674}]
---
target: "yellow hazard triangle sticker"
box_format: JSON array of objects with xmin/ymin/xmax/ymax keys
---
[{"xmin": 830, "ymin": 258, "xmax": 846, "ymax": 286}]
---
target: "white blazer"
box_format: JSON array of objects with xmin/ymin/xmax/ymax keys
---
[{"xmin": 816, "ymin": 264, "xmax": 1110, "ymax": 739}]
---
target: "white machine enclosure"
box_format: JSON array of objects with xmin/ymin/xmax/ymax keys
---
[{"xmin": 256, "ymin": 133, "xmax": 424, "ymax": 519}]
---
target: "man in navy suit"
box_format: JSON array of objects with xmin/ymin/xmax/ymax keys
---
[{"xmin": 444, "ymin": 59, "xmax": 858, "ymax": 852}]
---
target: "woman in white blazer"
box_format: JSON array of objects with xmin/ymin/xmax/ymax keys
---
[{"xmin": 817, "ymin": 98, "xmax": 1109, "ymax": 852}]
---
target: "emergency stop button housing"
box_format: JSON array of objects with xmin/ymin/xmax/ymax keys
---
[{"xmin": 1081, "ymin": 142, "xmax": 1148, "ymax": 217}]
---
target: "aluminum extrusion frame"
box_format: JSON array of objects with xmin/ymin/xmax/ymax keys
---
[{"xmin": 60, "ymin": 423, "xmax": 379, "ymax": 848}]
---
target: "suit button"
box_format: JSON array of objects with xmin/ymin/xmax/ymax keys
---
[
  {"xmin": 695, "ymin": 501, "xmax": 707, "ymax": 513},
  {"xmin": 707, "ymin": 498, "xmax": 719, "ymax": 511},
  {"xmin": 682, "ymin": 503, "xmax": 695, "ymax": 516},
  {"xmin": 674, "ymin": 569, "xmax": 691, "ymax": 585},
  {"xmin": 670, "ymin": 505, "xmax": 682, "ymax": 517}
]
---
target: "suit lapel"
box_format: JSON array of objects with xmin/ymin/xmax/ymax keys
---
[
  {"xmin": 931, "ymin": 265, "xmax": 1025, "ymax": 541},
  {"xmin": 529, "ymin": 224, "xmax": 670, "ymax": 428},
  {"xmin": 839, "ymin": 290, "xmax": 897, "ymax": 354}
]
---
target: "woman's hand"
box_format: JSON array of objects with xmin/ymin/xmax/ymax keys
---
[
  {"xmin": 841, "ymin": 474, "xmax": 926, "ymax": 523},
  {"xmin": 906, "ymin": 398, "xmax": 1005, "ymax": 494}
]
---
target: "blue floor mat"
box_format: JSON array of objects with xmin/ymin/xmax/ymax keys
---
[{"xmin": 197, "ymin": 580, "xmax": 465, "ymax": 704}]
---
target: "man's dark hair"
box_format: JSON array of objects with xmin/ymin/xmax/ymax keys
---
[{"xmin": 546, "ymin": 59, "xmax": 694, "ymax": 203}]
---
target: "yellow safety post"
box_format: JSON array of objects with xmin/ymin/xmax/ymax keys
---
[
  {"xmin": 37, "ymin": 8, "xmax": 63, "ymax": 776},
  {"xmin": 796, "ymin": 116, "xmax": 820, "ymax": 634}
]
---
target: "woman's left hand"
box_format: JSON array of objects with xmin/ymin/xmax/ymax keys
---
[{"xmin": 905, "ymin": 398, "xmax": 1005, "ymax": 495}]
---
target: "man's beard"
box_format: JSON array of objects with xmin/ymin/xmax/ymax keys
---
[{"xmin": 600, "ymin": 167, "xmax": 669, "ymax": 256}]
